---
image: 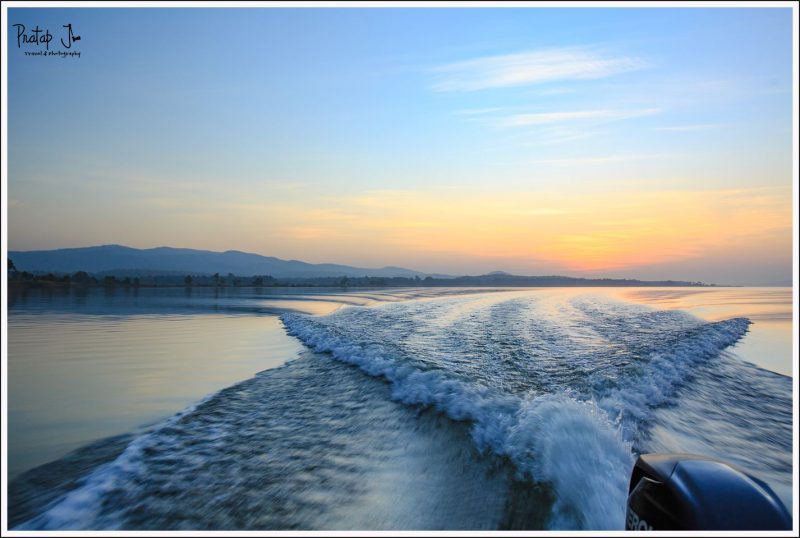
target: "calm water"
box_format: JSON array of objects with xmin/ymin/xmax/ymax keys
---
[{"xmin": 5, "ymin": 286, "xmax": 794, "ymax": 529}]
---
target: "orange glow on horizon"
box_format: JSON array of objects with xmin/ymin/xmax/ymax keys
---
[{"xmin": 252, "ymin": 186, "xmax": 790, "ymax": 273}]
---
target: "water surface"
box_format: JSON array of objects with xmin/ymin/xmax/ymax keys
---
[{"xmin": 6, "ymin": 286, "xmax": 794, "ymax": 530}]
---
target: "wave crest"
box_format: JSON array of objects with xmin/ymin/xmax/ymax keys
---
[{"xmin": 281, "ymin": 311, "xmax": 750, "ymax": 529}]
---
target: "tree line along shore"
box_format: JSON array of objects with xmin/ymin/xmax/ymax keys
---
[{"xmin": 7, "ymin": 259, "xmax": 709, "ymax": 288}]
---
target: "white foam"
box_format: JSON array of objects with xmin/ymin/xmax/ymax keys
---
[
  {"xmin": 281, "ymin": 312, "xmax": 752, "ymax": 529},
  {"xmin": 596, "ymin": 318, "xmax": 751, "ymax": 443},
  {"xmin": 16, "ymin": 391, "xmax": 221, "ymax": 530},
  {"xmin": 18, "ymin": 304, "xmax": 752, "ymax": 531}
]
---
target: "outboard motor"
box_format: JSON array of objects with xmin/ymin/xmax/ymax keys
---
[{"xmin": 626, "ymin": 453, "xmax": 791, "ymax": 530}]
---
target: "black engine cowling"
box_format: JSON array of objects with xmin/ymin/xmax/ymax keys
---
[{"xmin": 626, "ymin": 453, "xmax": 791, "ymax": 530}]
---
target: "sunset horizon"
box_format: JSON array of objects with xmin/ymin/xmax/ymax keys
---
[
  {"xmin": 6, "ymin": 240, "xmax": 789, "ymax": 286},
  {"xmin": 6, "ymin": 7, "xmax": 794, "ymax": 286}
]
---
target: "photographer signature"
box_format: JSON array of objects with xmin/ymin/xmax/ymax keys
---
[{"xmin": 12, "ymin": 23, "xmax": 81, "ymax": 50}]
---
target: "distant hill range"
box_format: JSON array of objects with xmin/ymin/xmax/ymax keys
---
[
  {"xmin": 424, "ymin": 273, "xmax": 707, "ymax": 287},
  {"xmin": 8, "ymin": 244, "xmax": 708, "ymax": 286},
  {"xmin": 8, "ymin": 245, "xmax": 431, "ymax": 279}
]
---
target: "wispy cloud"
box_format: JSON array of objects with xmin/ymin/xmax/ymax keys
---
[
  {"xmin": 453, "ymin": 107, "xmax": 507, "ymax": 116},
  {"xmin": 524, "ymin": 153, "xmax": 669, "ymax": 166},
  {"xmin": 654, "ymin": 124, "xmax": 720, "ymax": 132},
  {"xmin": 498, "ymin": 107, "xmax": 660, "ymax": 128},
  {"xmin": 517, "ymin": 129, "xmax": 599, "ymax": 146},
  {"xmin": 537, "ymin": 87, "xmax": 576, "ymax": 96},
  {"xmin": 432, "ymin": 46, "xmax": 645, "ymax": 91}
]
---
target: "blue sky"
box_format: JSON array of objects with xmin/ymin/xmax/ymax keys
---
[{"xmin": 6, "ymin": 7, "xmax": 795, "ymax": 284}]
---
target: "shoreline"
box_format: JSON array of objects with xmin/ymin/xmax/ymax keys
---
[{"xmin": 8, "ymin": 281, "xmax": 732, "ymax": 290}]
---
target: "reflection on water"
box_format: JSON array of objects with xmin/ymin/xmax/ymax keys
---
[
  {"xmin": 620, "ymin": 287, "xmax": 792, "ymax": 322},
  {"xmin": 619, "ymin": 287, "xmax": 793, "ymax": 376},
  {"xmin": 6, "ymin": 285, "xmax": 495, "ymax": 316},
  {"xmin": 6, "ymin": 286, "xmax": 502, "ymax": 481},
  {"xmin": 7, "ymin": 312, "xmax": 303, "ymax": 480}
]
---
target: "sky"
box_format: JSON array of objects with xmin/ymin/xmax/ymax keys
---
[{"xmin": 6, "ymin": 7, "xmax": 795, "ymax": 285}]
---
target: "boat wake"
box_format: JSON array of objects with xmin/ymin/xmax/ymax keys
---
[{"xmin": 15, "ymin": 290, "xmax": 790, "ymax": 530}]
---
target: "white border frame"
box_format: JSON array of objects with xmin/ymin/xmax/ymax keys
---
[{"xmin": 1, "ymin": 2, "xmax": 798, "ymax": 536}]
